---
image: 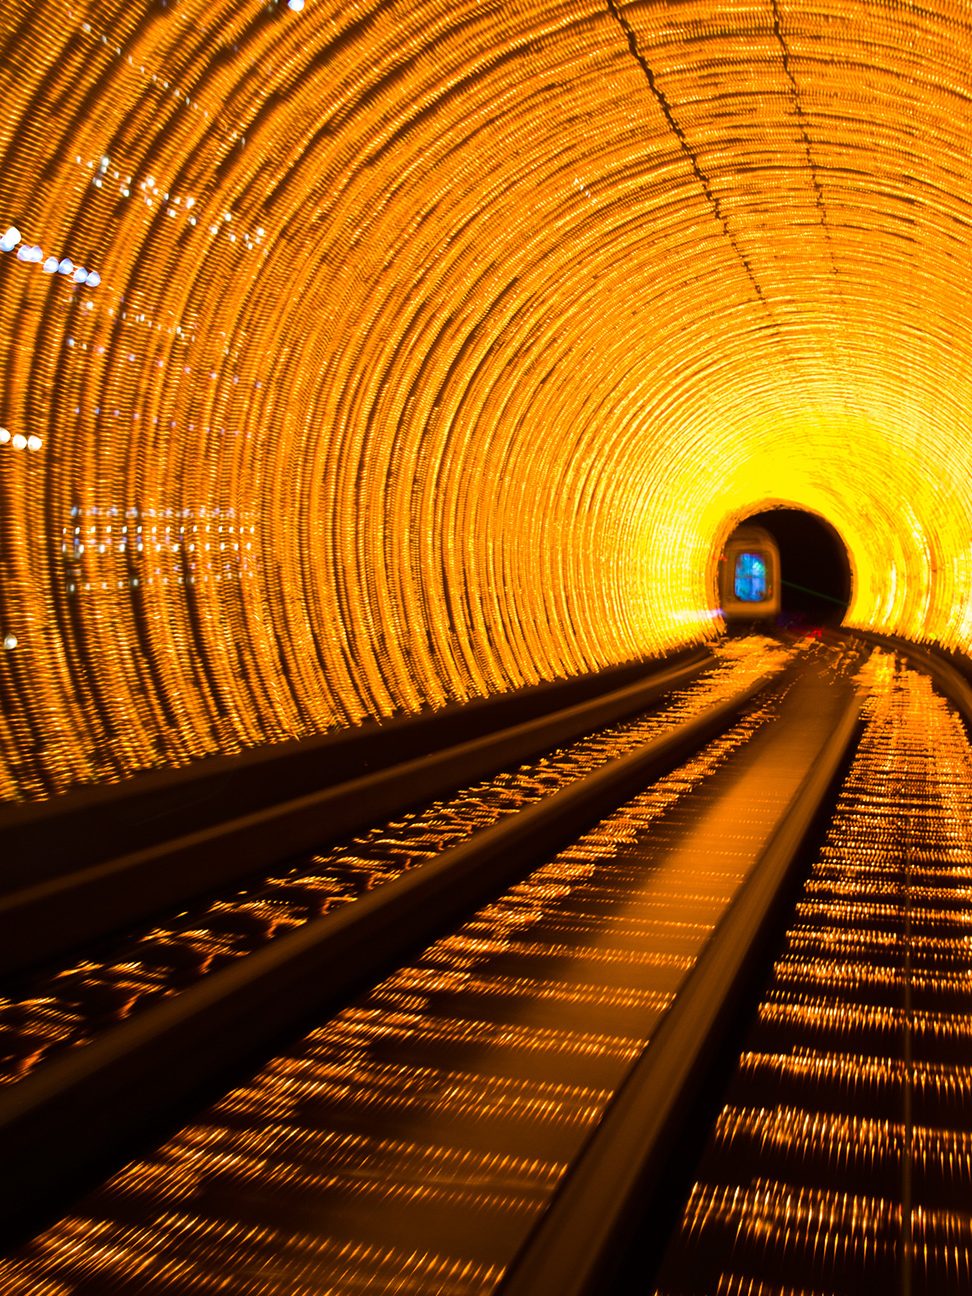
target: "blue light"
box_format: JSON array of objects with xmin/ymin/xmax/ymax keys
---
[{"xmin": 734, "ymin": 551, "xmax": 768, "ymax": 602}]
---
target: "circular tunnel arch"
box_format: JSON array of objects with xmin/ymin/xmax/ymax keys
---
[{"xmin": 3, "ymin": 1, "xmax": 972, "ymax": 800}]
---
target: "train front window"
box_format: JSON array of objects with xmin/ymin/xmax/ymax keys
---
[{"xmin": 734, "ymin": 551, "xmax": 767, "ymax": 602}]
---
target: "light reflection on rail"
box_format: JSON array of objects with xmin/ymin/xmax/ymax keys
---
[{"xmin": 654, "ymin": 652, "xmax": 972, "ymax": 1295}]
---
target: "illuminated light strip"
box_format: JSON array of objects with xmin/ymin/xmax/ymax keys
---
[
  {"xmin": 0, "ymin": 427, "xmax": 42, "ymax": 451},
  {"xmin": 1, "ymin": 225, "xmax": 101, "ymax": 287},
  {"xmin": 0, "ymin": 0, "xmax": 971, "ymax": 807}
]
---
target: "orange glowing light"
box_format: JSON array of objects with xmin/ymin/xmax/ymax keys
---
[{"xmin": 0, "ymin": 1, "xmax": 971, "ymax": 797}]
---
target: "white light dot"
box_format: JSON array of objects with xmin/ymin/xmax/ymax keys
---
[
  {"xmin": 0, "ymin": 427, "xmax": 10, "ymax": 444},
  {"xmin": 288, "ymin": 0, "xmax": 304, "ymax": 10},
  {"xmin": 73, "ymin": 266, "xmax": 87, "ymax": 283},
  {"xmin": 11, "ymin": 433, "xmax": 27, "ymax": 450},
  {"xmin": 26, "ymin": 434, "xmax": 42, "ymax": 451},
  {"xmin": 58, "ymin": 257, "xmax": 74, "ymax": 275},
  {"xmin": 85, "ymin": 270, "xmax": 101, "ymax": 287},
  {"xmin": 0, "ymin": 226, "xmax": 20, "ymax": 252},
  {"xmin": 43, "ymin": 256, "xmax": 59, "ymax": 274},
  {"xmin": 16, "ymin": 245, "xmax": 31, "ymax": 261},
  {"xmin": 3, "ymin": 634, "xmax": 17, "ymax": 651}
]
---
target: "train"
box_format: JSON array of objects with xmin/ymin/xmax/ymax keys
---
[{"xmin": 718, "ymin": 524, "xmax": 781, "ymax": 623}]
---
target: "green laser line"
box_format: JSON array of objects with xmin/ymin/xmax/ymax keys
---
[{"xmin": 781, "ymin": 578, "xmax": 847, "ymax": 606}]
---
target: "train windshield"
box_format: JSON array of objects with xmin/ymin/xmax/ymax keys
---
[{"xmin": 734, "ymin": 551, "xmax": 768, "ymax": 602}]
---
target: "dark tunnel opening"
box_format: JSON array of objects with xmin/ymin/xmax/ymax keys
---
[{"xmin": 734, "ymin": 508, "xmax": 852, "ymax": 628}]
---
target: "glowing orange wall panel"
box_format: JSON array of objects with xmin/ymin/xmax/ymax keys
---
[{"xmin": 1, "ymin": 0, "xmax": 970, "ymax": 797}]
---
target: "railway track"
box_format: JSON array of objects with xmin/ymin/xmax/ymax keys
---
[
  {"xmin": 649, "ymin": 652, "xmax": 972, "ymax": 1296},
  {"xmin": 1, "ymin": 634, "xmax": 966, "ymax": 1294},
  {"xmin": 0, "ymin": 637, "xmax": 789, "ymax": 1091},
  {"xmin": 0, "ymin": 634, "xmax": 798, "ymax": 1236}
]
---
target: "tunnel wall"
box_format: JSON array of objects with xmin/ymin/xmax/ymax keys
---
[{"xmin": 2, "ymin": 0, "xmax": 972, "ymax": 799}]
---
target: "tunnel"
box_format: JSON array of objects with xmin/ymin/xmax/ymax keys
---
[
  {"xmin": 0, "ymin": 0, "xmax": 970, "ymax": 800},
  {"xmin": 2, "ymin": 2, "xmax": 972, "ymax": 1294},
  {"xmin": 724, "ymin": 507, "xmax": 853, "ymax": 627}
]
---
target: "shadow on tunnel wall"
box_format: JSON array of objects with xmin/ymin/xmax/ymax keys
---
[{"xmin": 735, "ymin": 508, "xmax": 851, "ymax": 629}]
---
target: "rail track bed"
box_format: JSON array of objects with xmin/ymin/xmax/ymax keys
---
[{"xmin": 3, "ymin": 636, "xmax": 967, "ymax": 1295}]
